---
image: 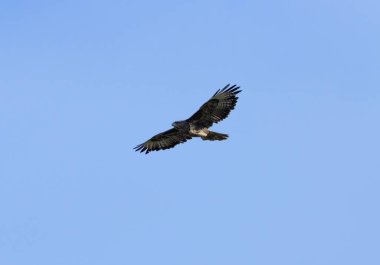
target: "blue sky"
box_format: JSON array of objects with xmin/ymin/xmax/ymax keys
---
[{"xmin": 1, "ymin": 0, "xmax": 379, "ymax": 264}]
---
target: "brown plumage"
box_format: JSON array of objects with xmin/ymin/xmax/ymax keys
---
[{"xmin": 134, "ymin": 84, "xmax": 241, "ymax": 154}]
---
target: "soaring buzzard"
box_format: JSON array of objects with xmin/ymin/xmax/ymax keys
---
[{"xmin": 134, "ymin": 84, "xmax": 241, "ymax": 154}]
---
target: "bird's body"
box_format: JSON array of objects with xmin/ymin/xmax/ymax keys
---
[
  {"xmin": 189, "ymin": 126, "xmax": 209, "ymax": 138},
  {"xmin": 134, "ymin": 84, "xmax": 241, "ymax": 154},
  {"xmin": 172, "ymin": 121, "xmax": 214, "ymax": 139}
]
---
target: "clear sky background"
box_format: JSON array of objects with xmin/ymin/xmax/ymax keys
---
[{"xmin": 1, "ymin": 1, "xmax": 379, "ymax": 264}]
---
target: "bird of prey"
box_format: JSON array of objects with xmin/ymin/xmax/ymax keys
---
[{"xmin": 134, "ymin": 84, "xmax": 241, "ymax": 154}]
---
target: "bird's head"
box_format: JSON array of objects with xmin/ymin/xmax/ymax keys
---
[
  {"xmin": 172, "ymin": 121, "xmax": 180, "ymax": 128},
  {"xmin": 171, "ymin": 120, "xmax": 186, "ymax": 129}
]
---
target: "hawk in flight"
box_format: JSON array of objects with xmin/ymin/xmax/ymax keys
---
[{"xmin": 134, "ymin": 84, "xmax": 241, "ymax": 154}]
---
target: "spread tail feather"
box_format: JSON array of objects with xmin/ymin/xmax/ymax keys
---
[{"xmin": 201, "ymin": 131, "xmax": 228, "ymax": 141}]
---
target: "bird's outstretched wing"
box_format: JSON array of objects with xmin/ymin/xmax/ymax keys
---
[
  {"xmin": 134, "ymin": 128, "xmax": 192, "ymax": 154},
  {"xmin": 187, "ymin": 84, "xmax": 241, "ymax": 129}
]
